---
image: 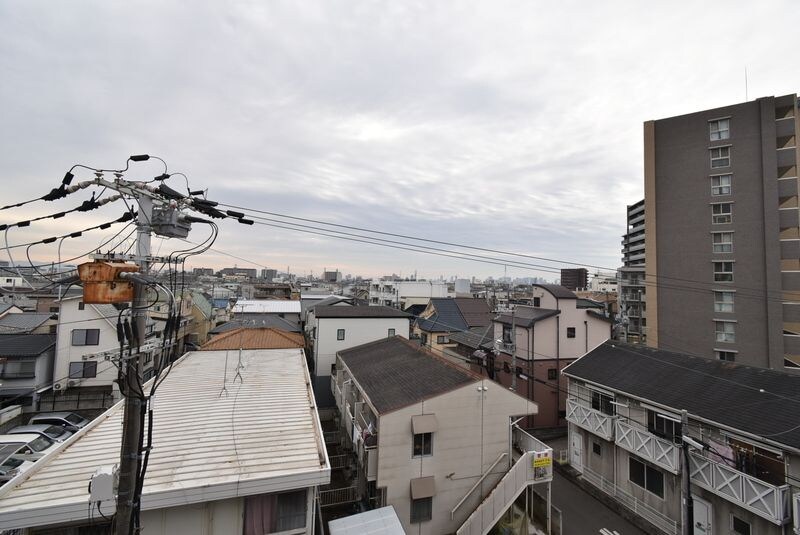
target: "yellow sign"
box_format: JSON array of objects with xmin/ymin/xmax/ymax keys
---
[{"xmin": 533, "ymin": 456, "xmax": 552, "ymax": 468}]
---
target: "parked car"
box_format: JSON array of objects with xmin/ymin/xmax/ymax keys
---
[
  {"xmin": 0, "ymin": 433, "xmax": 58, "ymax": 459},
  {"xmin": 28, "ymin": 412, "xmax": 89, "ymax": 433},
  {"xmin": 9, "ymin": 424, "xmax": 74, "ymax": 443},
  {"xmin": 0, "ymin": 445, "xmax": 35, "ymax": 484}
]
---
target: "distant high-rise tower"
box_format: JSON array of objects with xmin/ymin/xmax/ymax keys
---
[
  {"xmin": 618, "ymin": 199, "xmax": 646, "ymax": 343},
  {"xmin": 560, "ymin": 268, "xmax": 588, "ymax": 291},
  {"xmin": 645, "ymin": 93, "xmax": 799, "ymax": 370}
]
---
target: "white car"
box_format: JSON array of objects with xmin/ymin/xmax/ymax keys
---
[
  {"xmin": 29, "ymin": 412, "xmax": 90, "ymax": 433},
  {"xmin": 9, "ymin": 424, "xmax": 74, "ymax": 443},
  {"xmin": 0, "ymin": 433, "xmax": 58, "ymax": 460}
]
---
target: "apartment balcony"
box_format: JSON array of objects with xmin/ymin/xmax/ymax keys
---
[
  {"xmin": 614, "ymin": 420, "xmax": 679, "ymax": 474},
  {"xmin": 689, "ymin": 452, "xmax": 791, "ymax": 525},
  {"xmin": 566, "ymin": 398, "xmax": 615, "ymax": 441}
]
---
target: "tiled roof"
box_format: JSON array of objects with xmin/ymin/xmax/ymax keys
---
[
  {"xmin": 563, "ymin": 342, "xmax": 800, "ymax": 451},
  {"xmin": 190, "ymin": 291, "xmax": 213, "ymax": 319},
  {"xmin": 533, "ymin": 284, "xmax": 576, "ymax": 299},
  {"xmin": 447, "ymin": 326, "xmax": 494, "ymax": 350},
  {"xmin": 232, "ymin": 300, "xmax": 301, "ymax": 314},
  {"xmin": 0, "ymin": 334, "xmax": 56, "ymax": 357},
  {"xmin": 314, "ymin": 305, "xmax": 410, "ymax": 319},
  {"xmin": 201, "ymin": 327, "xmax": 305, "ymax": 350},
  {"xmin": 416, "ymin": 299, "xmax": 468, "ymax": 333},
  {"xmin": 338, "ymin": 337, "xmax": 479, "ymax": 414},
  {"xmin": 211, "ymin": 315, "xmax": 301, "ymax": 334},
  {"xmin": 0, "ymin": 313, "xmax": 52, "ymax": 334},
  {"xmin": 452, "ymin": 298, "xmax": 492, "ymax": 327},
  {"xmin": 494, "ymin": 306, "xmax": 560, "ymax": 328}
]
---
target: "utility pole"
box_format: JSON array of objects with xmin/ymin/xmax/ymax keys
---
[
  {"xmin": 115, "ymin": 196, "xmax": 152, "ymax": 535},
  {"xmin": 680, "ymin": 409, "xmax": 693, "ymax": 535},
  {"xmin": 510, "ymin": 307, "xmax": 517, "ymax": 391}
]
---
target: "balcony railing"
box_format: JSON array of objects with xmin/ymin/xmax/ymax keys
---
[
  {"xmin": 319, "ymin": 485, "xmax": 358, "ymax": 507},
  {"xmin": 365, "ymin": 446, "xmax": 377, "ymax": 480},
  {"xmin": 566, "ymin": 398, "xmax": 615, "ymax": 441},
  {"xmin": 689, "ymin": 452, "xmax": 791, "ymax": 525},
  {"xmin": 615, "ymin": 420, "xmax": 679, "ymax": 474},
  {"xmin": 512, "ymin": 426, "xmax": 553, "ymax": 483}
]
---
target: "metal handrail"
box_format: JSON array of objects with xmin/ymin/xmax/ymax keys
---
[{"xmin": 450, "ymin": 452, "xmax": 507, "ymax": 519}]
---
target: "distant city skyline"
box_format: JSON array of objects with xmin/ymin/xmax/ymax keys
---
[{"xmin": 2, "ymin": 2, "xmax": 800, "ymax": 279}]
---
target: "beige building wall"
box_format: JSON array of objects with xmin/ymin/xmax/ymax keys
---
[{"xmin": 376, "ymin": 379, "xmax": 534, "ymax": 535}]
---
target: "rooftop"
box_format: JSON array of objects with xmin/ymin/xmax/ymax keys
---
[
  {"xmin": 314, "ymin": 305, "xmax": 410, "ymax": 319},
  {"xmin": 533, "ymin": 284, "xmax": 576, "ymax": 299},
  {"xmin": 447, "ymin": 326, "xmax": 494, "ymax": 350},
  {"xmin": 201, "ymin": 327, "xmax": 305, "ymax": 350},
  {"xmin": 0, "ymin": 313, "xmax": 53, "ymax": 334},
  {"xmin": 563, "ymin": 341, "xmax": 800, "ymax": 451},
  {"xmin": 0, "ymin": 334, "xmax": 56, "ymax": 357},
  {"xmin": 495, "ymin": 306, "xmax": 560, "ymax": 328},
  {"xmin": 338, "ymin": 337, "xmax": 480, "ymax": 414},
  {"xmin": 0, "ymin": 348, "xmax": 329, "ymax": 530},
  {"xmin": 211, "ymin": 315, "xmax": 301, "ymax": 333},
  {"xmin": 232, "ymin": 299, "xmax": 301, "ymax": 314}
]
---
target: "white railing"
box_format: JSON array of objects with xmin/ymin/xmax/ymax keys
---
[
  {"xmin": 328, "ymin": 454, "xmax": 349, "ymax": 470},
  {"xmin": 318, "ymin": 486, "xmax": 358, "ymax": 507},
  {"xmin": 344, "ymin": 401, "xmax": 354, "ymax": 438},
  {"xmin": 581, "ymin": 465, "xmax": 678, "ymax": 535},
  {"xmin": 565, "ymin": 398, "xmax": 615, "ymax": 441},
  {"xmin": 456, "ymin": 451, "xmax": 538, "ymax": 535},
  {"xmin": 614, "ymin": 420, "xmax": 679, "ymax": 474},
  {"xmin": 689, "ymin": 452, "xmax": 791, "ymax": 525},
  {"xmin": 512, "ymin": 426, "xmax": 553, "ymax": 483},
  {"xmin": 365, "ymin": 446, "xmax": 377, "ymax": 480}
]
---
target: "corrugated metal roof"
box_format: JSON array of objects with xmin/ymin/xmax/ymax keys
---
[
  {"xmin": 0, "ymin": 348, "xmax": 330, "ymax": 530},
  {"xmin": 201, "ymin": 328, "xmax": 305, "ymax": 350},
  {"xmin": 211, "ymin": 315, "xmax": 302, "ymax": 333},
  {"xmin": 232, "ymin": 299, "xmax": 301, "ymax": 314},
  {"xmin": 328, "ymin": 506, "xmax": 405, "ymax": 535}
]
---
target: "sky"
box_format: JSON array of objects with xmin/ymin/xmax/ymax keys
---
[{"xmin": 2, "ymin": 1, "xmax": 799, "ymax": 281}]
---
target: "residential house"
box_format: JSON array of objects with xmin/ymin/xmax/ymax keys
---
[
  {"xmin": 0, "ymin": 348, "xmax": 330, "ymax": 534},
  {"xmin": 0, "ymin": 312, "xmax": 56, "ymax": 335},
  {"xmin": 210, "ymin": 315, "xmax": 302, "ymax": 335},
  {"xmin": 233, "ymin": 299, "xmax": 302, "ymax": 325},
  {"xmin": 0, "ymin": 334, "xmax": 55, "ymax": 410},
  {"xmin": 480, "ymin": 284, "xmax": 611, "ymax": 429},
  {"xmin": 0, "ymin": 303, "xmax": 22, "ymax": 319},
  {"xmin": 186, "ymin": 290, "xmax": 214, "ymax": 347},
  {"xmin": 331, "ymin": 337, "xmax": 551, "ymax": 535},
  {"xmin": 413, "ymin": 297, "xmax": 492, "ymax": 355},
  {"xmin": 368, "ymin": 280, "xmax": 448, "ymax": 310},
  {"xmin": 564, "ymin": 341, "xmax": 800, "ymax": 535},
  {"xmin": 310, "ymin": 305, "xmax": 410, "ymax": 409},
  {"xmin": 201, "ymin": 327, "xmax": 305, "ymax": 351}
]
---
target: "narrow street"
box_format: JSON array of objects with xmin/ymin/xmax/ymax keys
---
[{"xmin": 551, "ymin": 471, "xmax": 646, "ymax": 535}]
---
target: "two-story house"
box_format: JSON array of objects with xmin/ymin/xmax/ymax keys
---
[
  {"xmin": 309, "ymin": 305, "xmax": 411, "ymax": 410},
  {"xmin": 413, "ymin": 297, "xmax": 492, "ymax": 355},
  {"xmin": 483, "ymin": 284, "xmax": 611, "ymax": 429},
  {"xmin": 563, "ymin": 341, "xmax": 800, "ymax": 535},
  {"xmin": 331, "ymin": 337, "xmax": 552, "ymax": 535},
  {"xmin": 0, "ymin": 312, "xmax": 57, "ymax": 335},
  {"xmin": 0, "ymin": 334, "xmax": 55, "ymax": 410}
]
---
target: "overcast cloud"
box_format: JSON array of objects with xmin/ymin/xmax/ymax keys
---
[{"xmin": 2, "ymin": 1, "xmax": 799, "ymax": 280}]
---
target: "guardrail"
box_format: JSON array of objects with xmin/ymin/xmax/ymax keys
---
[
  {"xmin": 565, "ymin": 398, "xmax": 615, "ymax": 441},
  {"xmin": 614, "ymin": 420, "xmax": 679, "ymax": 474},
  {"xmin": 319, "ymin": 486, "xmax": 358, "ymax": 507}
]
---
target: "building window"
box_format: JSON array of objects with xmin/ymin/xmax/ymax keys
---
[
  {"xmin": 712, "ymin": 232, "xmax": 733, "ymax": 253},
  {"xmin": 0, "ymin": 360, "xmax": 36, "ymax": 379},
  {"xmin": 420, "ymin": 333, "xmax": 428, "ymax": 346},
  {"xmin": 244, "ymin": 490, "xmax": 307, "ymax": 533},
  {"xmin": 592, "ymin": 442, "xmax": 602, "ymax": 456},
  {"xmin": 713, "ymin": 291, "xmax": 735, "ymax": 313},
  {"xmin": 78, "ymin": 301, "xmax": 85, "ymax": 310},
  {"xmin": 413, "ymin": 432, "xmax": 433, "ymax": 457},
  {"xmin": 709, "ymin": 118, "xmax": 730, "ymax": 141},
  {"xmin": 731, "ymin": 515, "xmax": 751, "ymax": 535},
  {"xmin": 712, "ymin": 203, "xmax": 733, "ymax": 224},
  {"xmin": 647, "ymin": 410, "xmax": 682, "ymax": 443},
  {"xmin": 710, "ymin": 146, "xmax": 730, "ymax": 168},
  {"xmin": 629, "ymin": 457, "xmax": 664, "ymax": 498},
  {"xmin": 711, "ymin": 174, "xmax": 732, "ymax": 196},
  {"xmin": 591, "ymin": 391, "xmax": 615, "ymax": 416},
  {"xmin": 68, "ymin": 361, "xmax": 97, "ymax": 379},
  {"xmin": 49, "ymin": 306, "xmax": 59, "ymax": 313},
  {"xmin": 71, "ymin": 329, "xmax": 100, "ymax": 346},
  {"xmin": 336, "ymin": 329, "xmax": 345, "ymax": 341},
  {"xmin": 713, "ymin": 262, "xmax": 734, "ymax": 282},
  {"xmin": 502, "ymin": 325, "xmax": 513, "ymax": 344},
  {"xmin": 547, "ymin": 368, "xmax": 558, "ymax": 381},
  {"xmin": 388, "ymin": 328, "xmax": 395, "ymax": 337},
  {"xmin": 533, "ymin": 297, "xmax": 541, "ymax": 307},
  {"xmin": 566, "ymin": 327, "xmax": 576, "ymax": 338},
  {"xmin": 716, "ymin": 350, "xmax": 736, "ymax": 362},
  {"xmin": 410, "ymin": 497, "xmax": 432, "ymax": 523},
  {"xmin": 436, "ymin": 335, "xmax": 448, "ymax": 344},
  {"xmin": 715, "ymin": 320, "xmax": 736, "ymax": 343}
]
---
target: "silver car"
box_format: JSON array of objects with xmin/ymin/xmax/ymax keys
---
[
  {"xmin": 29, "ymin": 412, "xmax": 89, "ymax": 433},
  {"xmin": 9, "ymin": 424, "xmax": 74, "ymax": 443}
]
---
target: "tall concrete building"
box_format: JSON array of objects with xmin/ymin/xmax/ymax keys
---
[
  {"xmin": 645, "ymin": 93, "xmax": 799, "ymax": 370},
  {"xmin": 618, "ymin": 199, "xmax": 646, "ymax": 343},
  {"xmin": 560, "ymin": 267, "xmax": 588, "ymax": 290}
]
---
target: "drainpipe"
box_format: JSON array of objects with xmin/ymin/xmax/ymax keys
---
[
  {"xmin": 555, "ymin": 308, "xmax": 561, "ymax": 425},
  {"xmin": 584, "ymin": 320, "xmax": 588, "ymax": 353}
]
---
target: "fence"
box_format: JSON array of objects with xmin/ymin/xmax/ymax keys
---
[
  {"xmin": 318, "ymin": 486, "xmax": 358, "ymax": 507},
  {"xmin": 37, "ymin": 391, "xmax": 115, "ymax": 412}
]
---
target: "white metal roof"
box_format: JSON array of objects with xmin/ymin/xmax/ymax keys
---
[
  {"xmin": 0, "ymin": 348, "xmax": 330, "ymax": 530},
  {"xmin": 328, "ymin": 506, "xmax": 406, "ymax": 535},
  {"xmin": 232, "ymin": 299, "xmax": 302, "ymax": 314}
]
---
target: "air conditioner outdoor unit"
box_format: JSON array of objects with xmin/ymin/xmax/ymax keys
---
[{"xmin": 792, "ymin": 493, "xmax": 800, "ymax": 535}]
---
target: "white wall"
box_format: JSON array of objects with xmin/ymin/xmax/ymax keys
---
[
  {"xmin": 314, "ymin": 317, "xmax": 410, "ymax": 378},
  {"xmin": 377, "ymin": 380, "xmax": 533, "ymax": 535}
]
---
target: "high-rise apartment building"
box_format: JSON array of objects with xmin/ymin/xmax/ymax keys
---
[
  {"xmin": 619, "ymin": 199, "xmax": 646, "ymax": 343},
  {"xmin": 645, "ymin": 93, "xmax": 799, "ymax": 370},
  {"xmin": 560, "ymin": 267, "xmax": 588, "ymax": 290}
]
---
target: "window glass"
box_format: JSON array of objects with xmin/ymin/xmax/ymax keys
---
[
  {"xmin": 592, "ymin": 442, "xmax": 601, "ymax": 456},
  {"xmin": 709, "ymin": 118, "xmax": 730, "ymax": 141},
  {"xmin": 410, "ymin": 497, "xmax": 432, "ymax": 523},
  {"xmin": 591, "ymin": 391, "xmax": 615, "ymax": 416},
  {"xmin": 566, "ymin": 327, "xmax": 576, "ymax": 338},
  {"xmin": 711, "ymin": 174, "xmax": 732, "ymax": 196},
  {"xmin": 716, "ymin": 350, "xmax": 736, "ymax": 362},
  {"xmin": 710, "ymin": 146, "xmax": 730, "ymax": 168},
  {"xmin": 28, "ymin": 436, "xmax": 53, "ymax": 452},
  {"xmin": 45, "ymin": 425, "xmax": 67, "ymax": 438},
  {"xmin": 388, "ymin": 328, "xmax": 395, "ymax": 337},
  {"xmin": 629, "ymin": 457, "xmax": 645, "ymax": 487},
  {"xmin": 712, "ymin": 232, "xmax": 733, "ymax": 253},
  {"xmin": 336, "ymin": 329, "xmax": 345, "ymax": 341},
  {"xmin": 732, "ymin": 515, "xmax": 751, "ymax": 535},
  {"xmin": 713, "ymin": 262, "xmax": 733, "ymax": 282},
  {"xmin": 645, "ymin": 465, "xmax": 664, "ymax": 498},
  {"xmin": 65, "ymin": 414, "xmax": 84, "ymax": 424},
  {"xmin": 715, "ymin": 321, "xmax": 736, "ymax": 343},
  {"xmin": 714, "ymin": 291, "xmax": 734, "ymax": 313},
  {"xmin": 413, "ymin": 432, "xmax": 433, "ymax": 457},
  {"xmin": 712, "ymin": 203, "xmax": 732, "ymax": 224}
]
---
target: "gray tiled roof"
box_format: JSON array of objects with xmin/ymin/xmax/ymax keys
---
[
  {"xmin": 338, "ymin": 337, "xmax": 479, "ymax": 414},
  {"xmin": 448, "ymin": 326, "xmax": 494, "ymax": 350},
  {"xmin": 210, "ymin": 315, "xmax": 301, "ymax": 334},
  {"xmin": 563, "ymin": 342, "xmax": 800, "ymax": 451},
  {"xmin": 0, "ymin": 334, "xmax": 56, "ymax": 357},
  {"xmin": 315, "ymin": 305, "xmax": 410, "ymax": 319},
  {"xmin": 0, "ymin": 313, "xmax": 52, "ymax": 334},
  {"xmin": 416, "ymin": 299, "xmax": 468, "ymax": 333},
  {"xmin": 452, "ymin": 298, "xmax": 492, "ymax": 327},
  {"xmin": 494, "ymin": 307, "xmax": 560, "ymax": 328}
]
